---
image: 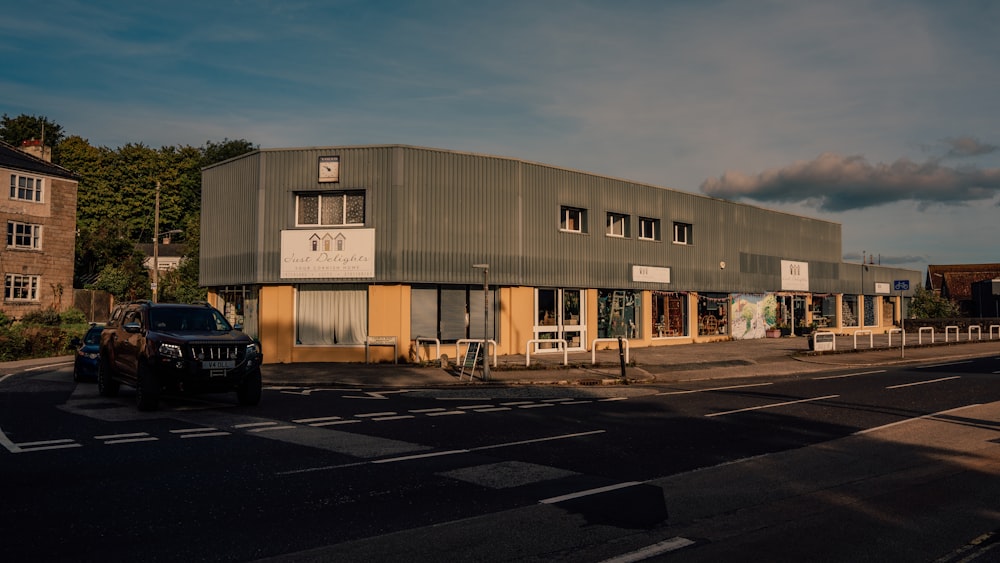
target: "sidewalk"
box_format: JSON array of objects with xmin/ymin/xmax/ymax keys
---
[
  {"xmin": 259, "ymin": 334, "xmax": 1000, "ymax": 388},
  {"xmin": 6, "ymin": 335, "xmax": 998, "ymax": 388}
]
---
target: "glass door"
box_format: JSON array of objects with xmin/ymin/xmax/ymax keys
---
[{"xmin": 534, "ymin": 289, "xmax": 586, "ymax": 352}]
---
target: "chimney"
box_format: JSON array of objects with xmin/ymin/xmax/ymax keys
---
[{"xmin": 20, "ymin": 139, "xmax": 52, "ymax": 162}]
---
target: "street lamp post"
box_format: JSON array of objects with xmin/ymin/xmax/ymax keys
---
[
  {"xmin": 472, "ymin": 264, "xmax": 490, "ymax": 381},
  {"xmin": 151, "ymin": 181, "xmax": 182, "ymax": 303}
]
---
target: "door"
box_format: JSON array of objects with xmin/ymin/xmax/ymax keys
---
[{"xmin": 534, "ymin": 289, "xmax": 586, "ymax": 352}]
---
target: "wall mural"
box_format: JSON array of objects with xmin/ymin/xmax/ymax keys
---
[{"xmin": 731, "ymin": 294, "xmax": 778, "ymax": 340}]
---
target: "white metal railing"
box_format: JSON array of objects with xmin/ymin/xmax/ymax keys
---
[
  {"xmin": 591, "ymin": 338, "xmax": 629, "ymax": 365},
  {"xmin": 969, "ymin": 325, "xmax": 982, "ymax": 341},
  {"xmin": 456, "ymin": 339, "xmax": 497, "ymax": 368},
  {"xmin": 887, "ymin": 328, "xmax": 905, "ymax": 347},
  {"xmin": 918, "ymin": 326, "xmax": 934, "ymax": 344},
  {"xmin": 812, "ymin": 331, "xmax": 836, "ymax": 351},
  {"xmin": 414, "ymin": 336, "xmax": 441, "ymax": 365},
  {"xmin": 526, "ymin": 339, "xmax": 567, "ymax": 367},
  {"xmin": 991, "ymin": 325, "xmax": 1000, "ymax": 340},
  {"xmin": 944, "ymin": 325, "xmax": 960, "ymax": 342},
  {"xmin": 853, "ymin": 330, "xmax": 873, "ymax": 349}
]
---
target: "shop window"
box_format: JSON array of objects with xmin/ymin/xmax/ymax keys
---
[
  {"xmin": 598, "ymin": 290, "xmax": 639, "ymax": 338},
  {"xmin": 863, "ymin": 295, "xmax": 878, "ymax": 327},
  {"xmin": 842, "ymin": 295, "xmax": 859, "ymax": 327},
  {"xmin": 810, "ymin": 295, "xmax": 837, "ymax": 329},
  {"xmin": 7, "ymin": 221, "xmax": 42, "ymax": 250},
  {"xmin": 4, "ymin": 274, "xmax": 40, "ymax": 301},
  {"xmin": 651, "ymin": 291, "xmax": 687, "ymax": 337},
  {"xmin": 697, "ymin": 293, "xmax": 728, "ymax": 335},
  {"xmin": 560, "ymin": 206, "xmax": 587, "ymax": 233},
  {"xmin": 410, "ymin": 286, "xmax": 496, "ymax": 343},
  {"xmin": 296, "ymin": 191, "xmax": 365, "ymax": 226},
  {"xmin": 9, "ymin": 174, "xmax": 43, "ymax": 202},
  {"xmin": 296, "ymin": 284, "xmax": 368, "ymax": 345},
  {"xmin": 673, "ymin": 222, "xmax": 692, "ymax": 245},
  {"xmin": 638, "ymin": 217, "xmax": 660, "ymax": 241},
  {"xmin": 606, "ymin": 212, "xmax": 630, "ymax": 238}
]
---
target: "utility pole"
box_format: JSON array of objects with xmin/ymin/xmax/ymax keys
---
[{"xmin": 153, "ymin": 181, "xmax": 160, "ymax": 303}]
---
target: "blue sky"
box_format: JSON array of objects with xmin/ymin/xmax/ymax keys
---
[{"xmin": 4, "ymin": 0, "xmax": 1000, "ymax": 274}]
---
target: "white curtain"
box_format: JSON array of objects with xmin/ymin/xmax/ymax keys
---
[{"xmin": 296, "ymin": 284, "xmax": 368, "ymax": 345}]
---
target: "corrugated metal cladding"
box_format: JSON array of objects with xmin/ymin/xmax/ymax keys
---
[{"xmin": 200, "ymin": 144, "xmax": 920, "ymax": 293}]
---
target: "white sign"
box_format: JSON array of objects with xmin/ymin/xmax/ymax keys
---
[
  {"xmin": 875, "ymin": 282, "xmax": 891, "ymax": 294},
  {"xmin": 280, "ymin": 228, "xmax": 375, "ymax": 279},
  {"xmin": 632, "ymin": 265, "xmax": 670, "ymax": 284},
  {"xmin": 781, "ymin": 260, "xmax": 809, "ymax": 291}
]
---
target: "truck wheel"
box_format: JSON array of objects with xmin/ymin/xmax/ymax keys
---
[
  {"xmin": 97, "ymin": 358, "xmax": 120, "ymax": 397},
  {"xmin": 237, "ymin": 369, "xmax": 262, "ymax": 406},
  {"xmin": 136, "ymin": 365, "xmax": 161, "ymax": 411}
]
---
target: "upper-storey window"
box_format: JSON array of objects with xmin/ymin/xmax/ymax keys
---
[
  {"xmin": 560, "ymin": 206, "xmax": 588, "ymax": 234},
  {"xmin": 639, "ymin": 217, "xmax": 660, "ymax": 241},
  {"xmin": 10, "ymin": 174, "xmax": 43, "ymax": 203},
  {"xmin": 296, "ymin": 191, "xmax": 365, "ymax": 226},
  {"xmin": 7, "ymin": 221, "xmax": 42, "ymax": 250},
  {"xmin": 606, "ymin": 212, "xmax": 630, "ymax": 238},
  {"xmin": 673, "ymin": 221, "xmax": 693, "ymax": 245}
]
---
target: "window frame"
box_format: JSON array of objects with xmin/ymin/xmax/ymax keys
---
[
  {"xmin": 560, "ymin": 206, "xmax": 587, "ymax": 234},
  {"xmin": 6, "ymin": 221, "xmax": 42, "ymax": 250},
  {"xmin": 295, "ymin": 190, "xmax": 366, "ymax": 227},
  {"xmin": 638, "ymin": 217, "xmax": 660, "ymax": 241},
  {"xmin": 606, "ymin": 212, "xmax": 630, "ymax": 238},
  {"xmin": 4, "ymin": 273, "xmax": 40, "ymax": 302},
  {"xmin": 673, "ymin": 221, "xmax": 693, "ymax": 245},
  {"xmin": 9, "ymin": 174, "xmax": 44, "ymax": 203}
]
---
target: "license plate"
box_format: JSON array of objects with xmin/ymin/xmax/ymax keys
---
[{"xmin": 202, "ymin": 360, "xmax": 235, "ymax": 370}]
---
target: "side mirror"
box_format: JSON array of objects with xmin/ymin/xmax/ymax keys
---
[
  {"xmin": 123, "ymin": 322, "xmax": 142, "ymax": 334},
  {"xmin": 234, "ymin": 323, "xmax": 244, "ymax": 331}
]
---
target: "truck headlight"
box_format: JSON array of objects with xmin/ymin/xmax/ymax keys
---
[{"xmin": 159, "ymin": 343, "xmax": 183, "ymax": 359}]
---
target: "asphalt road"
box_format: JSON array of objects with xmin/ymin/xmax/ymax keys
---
[{"xmin": 2, "ymin": 356, "xmax": 999, "ymax": 562}]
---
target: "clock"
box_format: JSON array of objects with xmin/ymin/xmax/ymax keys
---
[{"xmin": 318, "ymin": 156, "xmax": 340, "ymax": 182}]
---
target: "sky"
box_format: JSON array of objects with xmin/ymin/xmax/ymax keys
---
[{"xmin": 3, "ymin": 0, "xmax": 999, "ymax": 275}]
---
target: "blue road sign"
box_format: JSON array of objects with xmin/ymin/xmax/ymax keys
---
[{"xmin": 894, "ymin": 280, "xmax": 910, "ymax": 291}]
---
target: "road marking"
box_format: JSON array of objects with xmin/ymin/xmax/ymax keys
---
[
  {"xmin": 426, "ymin": 410, "xmax": 466, "ymax": 417},
  {"xmin": 657, "ymin": 382, "xmax": 772, "ymax": 395},
  {"xmin": 249, "ymin": 425, "xmax": 297, "ymax": 433},
  {"xmin": 539, "ymin": 481, "xmax": 642, "ymax": 504},
  {"xmin": 0, "ymin": 374, "xmax": 14, "ymax": 385},
  {"xmin": 13, "ymin": 438, "xmax": 82, "ymax": 452},
  {"xmin": 500, "ymin": 401, "xmax": 534, "ymax": 406},
  {"xmin": 518, "ymin": 403, "xmax": 555, "ymax": 409},
  {"xmin": 886, "ymin": 376, "xmax": 961, "ymax": 389},
  {"xmin": 409, "ymin": 408, "xmax": 447, "ymax": 413},
  {"xmin": 473, "ymin": 407, "xmax": 511, "ymax": 412},
  {"xmin": 372, "ymin": 449, "xmax": 470, "ymax": 464},
  {"xmin": 355, "ymin": 411, "xmax": 397, "ymax": 418},
  {"xmin": 705, "ymin": 395, "xmax": 840, "ymax": 418},
  {"xmin": 916, "ymin": 360, "xmax": 973, "ymax": 369},
  {"xmin": 600, "ymin": 537, "xmax": 697, "ymax": 563},
  {"xmin": 234, "ymin": 422, "xmax": 280, "ymax": 429},
  {"xmin": 855, "ymin": 404, "xmax": 981, "ymax": 435},
  {"xmin": 372, "ymin": 415, "xmax": 415, "ymax": 422},
  {"xmin": 470, "ymin": 430, "xmax": 606, "ymax": 452},
  {"xmin": 292, "ymin": 416, "xmax": 343, "ymax": 424},
  {"xmin": 312, "ymin": 419, "xmax": 361, "ymax": 426},
  {"xmin": 0, "ymin": 426, "xmax": 23, "ymax": 453},
  {"xmin": 170, "ymin": 426, "xmax": 231, "ymax": 438},
  {"xmin": 599, "ymin": 397, "xmax": 629, "ymax": 402},
  {"xmin": 813, "ymin": 370, "xmax": 886, "ymax": 380},
  {"xmin": 98, "ymin": 432, "xmax": 159, "ymax": 445}
]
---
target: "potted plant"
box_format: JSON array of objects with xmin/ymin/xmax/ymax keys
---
[{"xmin": 765, "ymin": 326, "xmax": 782, "ymax": 338}]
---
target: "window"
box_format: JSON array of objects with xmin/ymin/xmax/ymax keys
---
[
  {"xmin": 7, "ymin": 221, "xmax": 42, "ymax": 250},
  {"xmin": 863, "ymin": 295, "xmax": 878, "ymax": 327},
  {"xmin": 560, "ymin": 206, "xmax": 587, "ymax": 233},
  {"xmin": 9, "ymin": 174, "xmax": 43, "ymax": 202},
  {"xmin": 296, "ymin": 191, "xmax": 365, "ymax": 226},
  {"xmin": 4, "ymin": 274, "xmax": 40, "ymax": 301},
  {"xmin": 673, "ymin": 222, "xmax": 692, "ymax": 245},
  {"xmin": 842, "ymin": 295, "xmax": 859, "ymax": 327},
  {"xmin": 697, "ymin": 293, "xmax": 728, "ymax": 336},
  {"xmin": 639, "ymin": 217, "xmax": 660, "ymax": 241},
  {"xmin": 411, "ymin": 285, "xmax": 497, "ymax": 342},
  {"xmin": 295, "ymin": 284, "xmax": 367, "ymax": 345},
  {"xmin": 606, "ymin": 212, "xmax": 629, "ymax": 238},
  {"xmin": 598, "ymin": 290, "xmax": 639, "ymax": 338},
  {"xmin": 651, "ymin": 291, "xmax": 687, "ymax": 337}
]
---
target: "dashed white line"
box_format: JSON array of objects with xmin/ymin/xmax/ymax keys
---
[
  {"xmin": 248, "ymin": 425, "xmax": 297, "ymax": 433},
  {"xmin": 518, "ymin": 403, "xmax": 555, "ymax": 409},
  {"xmin": 354, "ymin": 412, "xmax": 397, "ymax": 418},
  {"xmin": 886, "ymin": 376, "xmax": 961, "ymax": 389},
  {"xmin": 15, "ymin": 438, "xmax": 81, "ymax": 452},
  {"xmin": 426, "ymin": 410, "xmax": 466, "ymax": 417},
  {"xmin": 599, "ymin": 397, "xmax": 629, "ymax": 402},
  {"xmin": 540, "ymin": 481, "xmax": 642, "ymax": 504},
  {"xmin": 372, "ymin": 415, "xmax": 415, "ymax": 422},
  {"xmin": 599, "ymin": 537, "xmax": 697, "ymax": 563},
  {"xmin": 96, "ymin": 432, "xmax": 158, "ymax": 445},
  {"xmin": 292, "ymin": 416, "xmax": 343, "ymax": 424},
  {"xmin": 657, "ymin": 382, "xmax": 772, "ymax": 396},
  {"xmin": 409, "ymin": 408, "xmax": 447, "ymax": 414},
  {"xmin": 916, "ymin": 360, "xmax": 973, "ymax": 369},
  {"xmin": 813, "ymin": 370, "xmax": 886, "ymax": 380},
  {"xmin": 705, "ymin": 395, "xmax": 840, "ymax": 418},
  {"xmin": 473, "ymin": 407, "xmax": 512, "ymax": 413}
]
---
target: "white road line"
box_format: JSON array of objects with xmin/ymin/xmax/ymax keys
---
[
  {"xmin": 292, "ymin": 416, "xmax": 343, "ymax": 424},
  {"xmin": 705, "ymin": 395, "xmax": 840, "ymax": 418},
  {"xmin": 234, "ymin": 422, "xmax": 279, "ymax": 429},
  {"xmin": 409, "ymin": 408, "xmax": 447, "ymax": 413},
  {"xmin": 170, "ymin": 427, "xmax": 222, "ymax": 434},
  {"xmin": 18, "ymin": 442, "xmax": 83, "ymax": 452},
  {"xmin": 542, "ymin": 398, "xmax": 575, "ymax": 403},
  {"xmin": 355, "ymin": 411, "xmax": 396, "ymax": 418},
  {"xmin": 599, "ymin": 537, "xmax": 697, "ymax": 563},
  {"xmin": 657, "ymin": 382, "xmax": 773, "ymax": 396},
  {"xmin": 916, "ymin": 360, "xmax": 973, "ymax": 369},
  {"xmin": 500, "ymin": 401, "xmax": 534, "ymax": 406},
  {"xmin": 813, "ymin": 370, "xmax": 886, "ymax": 380},
  {"xmin": 854, "ymin": 404, "xmax": 981, "ymax": 435},
  {"xmin": 95, "ymin": 432, "xmax": 150, "ymax": 440},
  {"xmin": 471, "ymin": 430, "xmax": 606, "ymax": 452},
  {"xmin": 0, "ymin": 373, "xmax": 14, "ymax": 385},
  {"xmin": 372, "ymin": 415, "xmax": 415, "ymax": 422},
  {"xmin": 560, "ymin": 400, "xmax": 592, "ymax": 405},
  {"xmin": 179, "ymin": 432, "xmax": 230, "ymax": 439},
  {"xmin": 886, "ymin": 376, "xmax": 961, "ymax": 389},
  {"xmin": 599, "ymin": 397, "xmax": 629, "ymax": 402},
  {"xmin": 25, "ymin": 361, "xmax": 73, "ymax": 372},
  {"xmin": 372, "ymin": 450, "xmax": 469, "ymax": 464},
  {"xmin": 540, "ymin": 481, "xmax": 642, "ymax": 504},
  {"xmin": 105, "ymin": 437, "xmax": 159, "ymax": 444},
  {"xmin": 310, "ymin": 419, "xmax": 361, "ymax": 426},
  {"xmin": 457, "ymin": 405, "xmax": 491, "ymax": 409},
  {"xmin": 518, "ymin": 403, "xmax": 555, "ymax": 409},
  {"xmin": 18, "ymin": 438, "xmax": 77, "ymax": 447},
  {"xmin": 473, "ymin": 407, "xmax": 512, "ymax": 413},
  {"xmin": 248, "ymin": 425, "xmax": 297, "ymax": 433},
  {"xmin": 426, "ymin": 410, "xmax": 466, "ymax": 417}
]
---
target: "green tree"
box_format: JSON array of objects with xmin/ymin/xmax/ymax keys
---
[
  {"xmin": 0, "ymin": 113, "xmax": 65, "ymax": 150},
  {"xmin": 908, "ymin": 284, "xmax": 961, "ymax": 318},
  {"xmin": 158, "ymin": 215, "xmax": 205, "ymax": 303}
]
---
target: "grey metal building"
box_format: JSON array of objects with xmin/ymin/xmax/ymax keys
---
[{"xmin": 201, "ymin": 144, "xmax": 920, "ymax": 364}]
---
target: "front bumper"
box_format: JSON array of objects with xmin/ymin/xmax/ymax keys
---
[{"xmin": 151, "ymin": 354, "xmax": 262, "ymax": 392}]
